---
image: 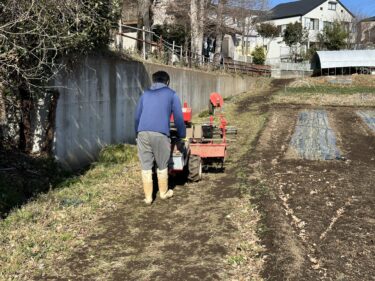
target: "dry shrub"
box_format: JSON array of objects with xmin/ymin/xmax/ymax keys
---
[{"xmin": 98, "ymin": 144, "xmax": 138, "ymax": 165}]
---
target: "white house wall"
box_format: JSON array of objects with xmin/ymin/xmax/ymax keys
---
[
  {"xmin": 304, "ymin": 1, "xmax": 353, "ymax": 26},
  {"xmin": 304, "ymin": 1, "xmax": 353, "ymax": 42},
  {"xmin": 263, "ymin": 1, "xmax": 354, "ymax": 63},
  {"xmin": 268, "ymin": 16, "xmax": 302, "ymax": 28},
  {"xmin": 115, "ymin": 33, "xmax": 137, "ymax": 51},
  {"xmin": 265, "ymin": 16, "xmax": 302, "ymax": 61}
]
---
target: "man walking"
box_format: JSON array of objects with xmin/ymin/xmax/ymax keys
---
[{"xmin": 135, "ymin": 71, "xmax": 186, "ymax": 205}]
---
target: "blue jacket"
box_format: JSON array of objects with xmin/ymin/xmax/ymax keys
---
[{"xmin": 135, "ymin": 83, "xmax": 186, "ymax": 138}]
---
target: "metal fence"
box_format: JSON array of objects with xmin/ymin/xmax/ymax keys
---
[
  {"xmin": 223, "ymin": 59, "xmax": 271, "ymax": 76},
  {"xmin": 115, "ymin": 21, "xmax": 271, "ymax": 77},
  {"xmin": 279, "ymin": 62, "xmax": 312, "ymax": 71}
]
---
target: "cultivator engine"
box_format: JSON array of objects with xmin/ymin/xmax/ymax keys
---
[{"xmin": 170, "ymin": 93, "xmax": 237, "ymax": 182}]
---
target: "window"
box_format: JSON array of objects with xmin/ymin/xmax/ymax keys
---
[
  {"xmin": 304, "ymin": 18, "xmax": 309, "ymax": 28},
  {"xmin": 277, "ymin": 25, "xmax": 287, "ymax": 35},
  {"xmin": 328, "ymin": 2, "xmax": 337, "ymax": 11},
  {"xmin": 305, "ymin": 18, "xmax": 319, "ymax": 30},
  {"xmin": 343, "ymin": 22, "xmax": 350, "ymax": 31},
  {"xmin": 324, "ymin": 21, "xmax": 333, "ymax": 29},
  {"xmin": 313, "ymin": 19, "xmax": 319, "ymax": 30}
]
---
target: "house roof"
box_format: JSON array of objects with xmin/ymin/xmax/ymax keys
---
[
  {"xmin": 269, "ymin": 0, "xmax": 354, "ymax": 20},
  {"xmin": 362, "ymin": 16, "xmax": 375, "ymax": 22},
  {"xmin": 315, "ymin": 50, "xmax": 375, "ymax": 69}
]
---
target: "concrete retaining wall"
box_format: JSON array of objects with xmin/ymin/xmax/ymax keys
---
[
  {"xmin": 53, "ymin": 55, "xmax": 256, "ymax": 169},
  {"xmin": 271, "ymin": 62, "xmax": 313, "ymax": 79},
  {"xmin": 272, "ymin": 69, "xmax": 313, "ymax": 79}
]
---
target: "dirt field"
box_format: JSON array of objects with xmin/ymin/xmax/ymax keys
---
[
  {"xmin": 2, "ymin": 78, "xmax": 374, "ymax": 281},
  {"xmin": 251, "ymin": 105, "xmax": 375, "ymax": 280}
]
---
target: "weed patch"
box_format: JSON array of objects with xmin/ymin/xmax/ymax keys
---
[
  {"xmin": 285, "ymin": 85, "xmax": 375, "ymax": 95},
  {"xmin": 228, "ymin": 255, "xmax": 245, "ymax": 266},
  {"xmin": 98, "ymin": 144, "xmax": 138, "ymax": 165}
]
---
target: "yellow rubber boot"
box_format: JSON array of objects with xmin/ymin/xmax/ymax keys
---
[
  {"xmin": 142, "ymin": 170, "xmax": 153, "ymax": 205},
  {"xmin": 157, "ymin": 168, "xmax": 173, "ymax": 199}
]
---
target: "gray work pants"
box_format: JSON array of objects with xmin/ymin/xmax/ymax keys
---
[{"xmin": 137, "ymin": 131, "xmax": 171, "ymax": 170}]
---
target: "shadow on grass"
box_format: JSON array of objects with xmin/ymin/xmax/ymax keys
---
[
  {"xmin": 0, "ymin": 144, "xmax": 139, "ymax": 218},
  {"xmin": 0, "ymin": 149, "xmax": 79, "ymax": 218}
]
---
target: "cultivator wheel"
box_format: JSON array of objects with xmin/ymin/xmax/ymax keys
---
[{"xmin": 188, "ymin": 155, "xmax": 202, "ymax": 182}]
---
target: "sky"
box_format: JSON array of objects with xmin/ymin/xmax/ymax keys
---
[{"xmin": 270, "ymin": 0, "xmax": 375, "ymax": 17}]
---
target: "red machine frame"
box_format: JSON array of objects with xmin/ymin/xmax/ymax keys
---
[
  {"xmin": 189, "ymin": 113, "xmax": 228, "ymax": 161},
  {"xmin": 170, "ymin": 93, "xmax": 232, "ymax": 180}
]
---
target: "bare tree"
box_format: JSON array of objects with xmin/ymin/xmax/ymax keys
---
[
  {"xmin": 229, "ymin": 0, "xmax": 269, "ymax": 56},
  {"xmin": 153, "ymin": 0, "xmax": 268, "ymax": 63},
  {"xmin": 0, "ymin": 0, "xmax": 120, "ymax": 90},
  {"xmin": 0, "ymin": 0, "xmax": 121, "ymax": 152},
  {"xmin": 213, "ymin": 0, "xmax": 227, "ymax": 64},
  {"xmin": 137, "ymin": 0, "xmax": 153, "ymax": 51},
  {"xmin": 349, "ymin": 10, "xmax": 371, "ymax": 47},
  {"xmin": 256, "ymin": 22, "xmax": 279, "ymax": 55},
  {"xmin": 191, "ymin": 0, "xmax": 206, "ymax": 61}
]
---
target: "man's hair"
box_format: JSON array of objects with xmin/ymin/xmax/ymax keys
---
[{"xmin": 152, "ymin": 71, "xmax": 170, "ymax": 84}]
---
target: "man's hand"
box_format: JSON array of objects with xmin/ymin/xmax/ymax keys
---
[{"xmin": 176, "ymin": 138, "xmax": 187, "ymax": 153}]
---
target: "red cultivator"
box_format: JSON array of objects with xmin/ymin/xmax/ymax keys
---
[{"xmin": 170, "ymin": 93, "xmax": 236, "ymax": 182}]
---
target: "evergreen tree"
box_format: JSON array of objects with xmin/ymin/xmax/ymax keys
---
[{"xmin": 318, "ymin": 21, "xmax": 349, "ymax": 50}]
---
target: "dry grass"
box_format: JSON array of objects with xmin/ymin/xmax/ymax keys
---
[
  {"xmin": 0, "ymin": 145, "xmax": 140, "ymax": 280},
  {"xmin": 214, "ymin": 81, "xmax": 270, "ymax": 280},
  {"xmin": 288, "ymin": 75, "xmax": 375, "ymax": 88},
  {"xmin": 272, "ymin": 75, "xmax": 375, "ymax": 107},
  {"xmin": 273, "ymin": 92, "xmax": 375, "ymax": 107}
]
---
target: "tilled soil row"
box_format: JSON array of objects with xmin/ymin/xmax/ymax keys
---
[{"xmin": 249, "ymin": 106, "xmax": 375, "ymax": 281}]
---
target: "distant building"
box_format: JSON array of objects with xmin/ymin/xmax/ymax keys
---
[
  {"xmin": 358, "ymin": 16, "xmax": 375, "ymax": 44},
  {"xmin": 222, "ymin": 0, "xmax": 356, "ymax": 64},
  {"xmin": 262, "ymin": 0, "xmax": 355, "ymax": 63}
]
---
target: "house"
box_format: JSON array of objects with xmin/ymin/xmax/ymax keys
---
[
  {"xmin": 241, "ymin": 0, "xmax": 355, "ymax": 64},
  {"xmin": 358, "ymin": 16, "xmax": 375, "ymax": 44}
]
